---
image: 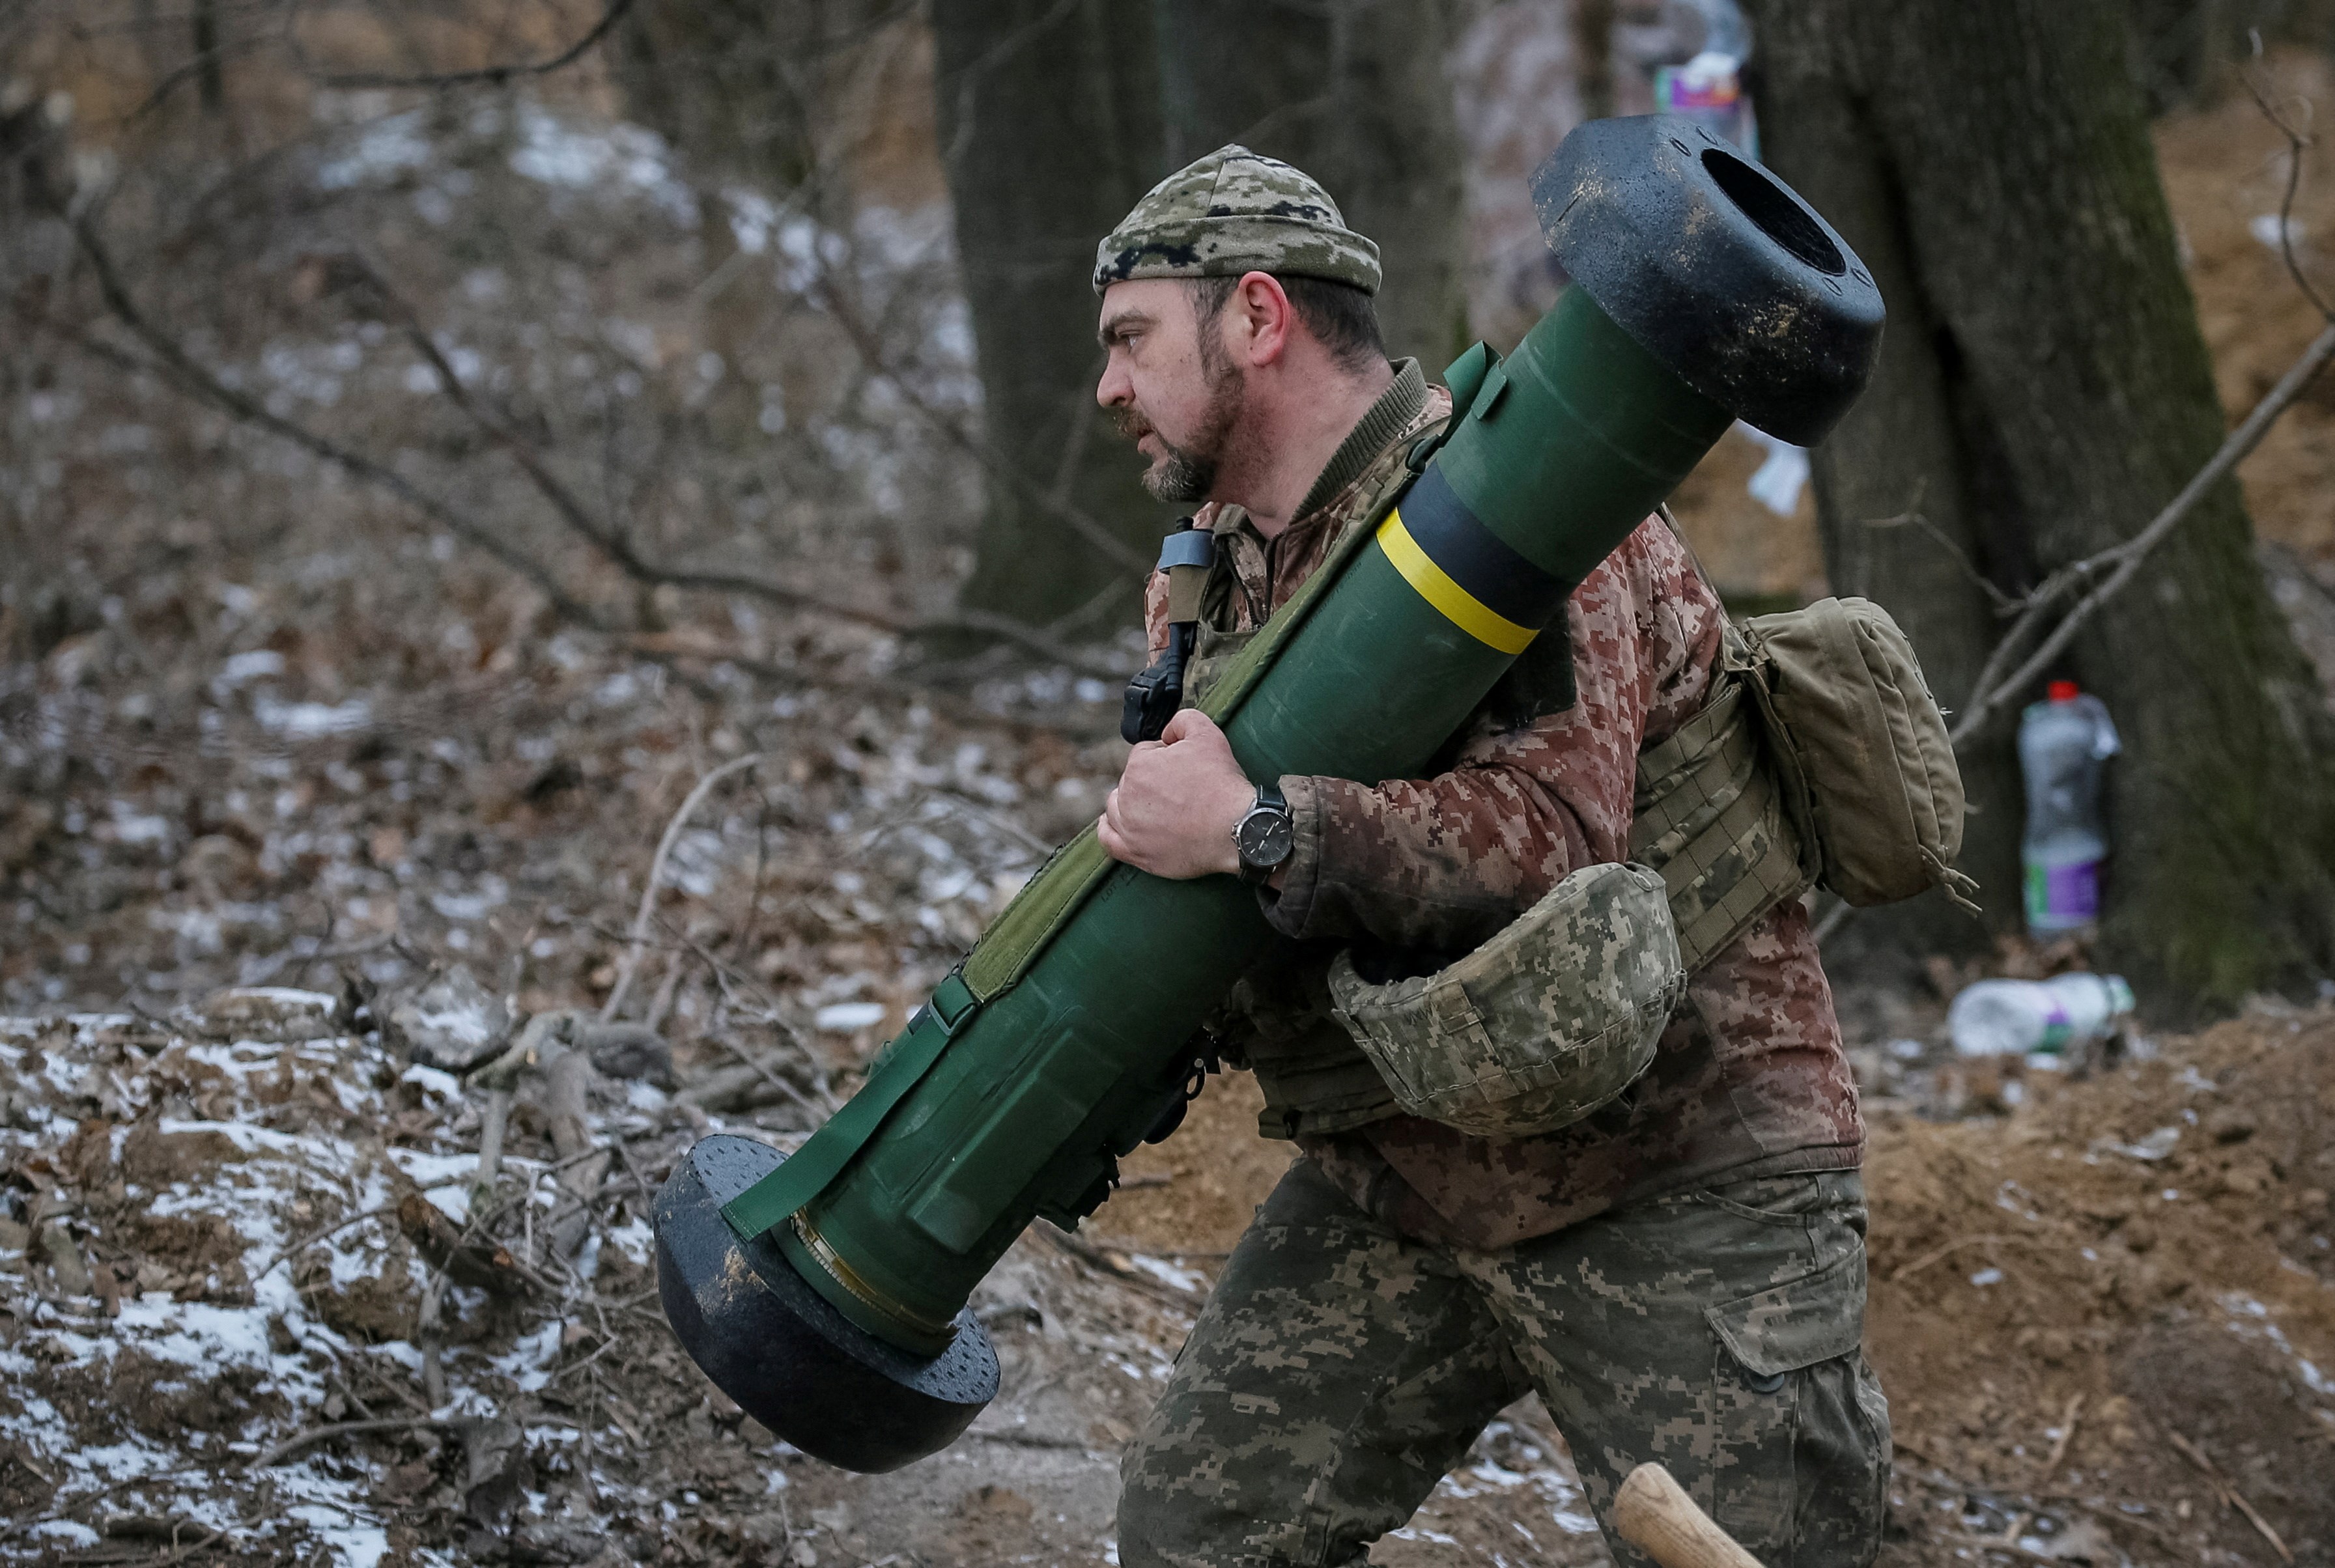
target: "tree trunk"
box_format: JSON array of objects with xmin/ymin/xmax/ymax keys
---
[
  {"xmin": 1744, "ymin": 0, "xmax": 2335, "ymax": 1015},
  {"xmin": 1574, "ymin": 0, "xmax": 1619, "ymax": 124},
  {"xmin": 933, "ymin": 0, "xmax": 1170, "ymax": 630},
  {"xmin": 1153, "ymin": 0, "xmax": 1468, "ymax": 372}
]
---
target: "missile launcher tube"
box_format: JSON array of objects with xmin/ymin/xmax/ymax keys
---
[
  {"xmin": 767, "ymin": 287, "xmax": 1728, "ymax": 1352},
  {"xmin": 654, "ymin": 115, "xmax": 1886, "ymax": 1474}
]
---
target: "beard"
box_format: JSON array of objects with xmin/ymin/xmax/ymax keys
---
[{"xmin": 1113, "ymin": 365, "xmax": 1247, "ymax": 503}]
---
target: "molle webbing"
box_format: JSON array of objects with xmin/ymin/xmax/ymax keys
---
[{"xmin": 1628, "ymin": 680, "xmax": 1811, "ymax": 973}]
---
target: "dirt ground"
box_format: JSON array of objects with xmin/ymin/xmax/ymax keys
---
[{"xmin": 6, "ymin": 992, "xmax": 2331, "ymax": 1567}]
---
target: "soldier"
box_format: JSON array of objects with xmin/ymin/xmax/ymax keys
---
[{"xmin": 1091, "ymin": 145, "xmax": 1889, "ymax": 1567}]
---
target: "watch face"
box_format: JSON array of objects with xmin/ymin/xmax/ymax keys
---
[{"xmin": 1236, "ymin": 806, "xmax": 1295, "ymax": 867}]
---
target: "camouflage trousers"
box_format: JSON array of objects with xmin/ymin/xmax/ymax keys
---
[{"xmin": 1118, "ymin": 1158, "xmax": 1888, "ymax": 1568}]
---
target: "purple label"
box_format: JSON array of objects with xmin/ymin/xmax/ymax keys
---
[
  {"xmin": 2025, "ymin": 860, "xmax": 2101, "ymax": 929},
  {"xmin": 2046, "ymin": 862, "xmax": 2100, "ymax": 919}
]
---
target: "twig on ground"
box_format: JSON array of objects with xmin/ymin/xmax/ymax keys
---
[
  {"xmin": 145, "ymin": 1520, "xmax": 231, "ymax": 1565},
  {"xmin": 247, "ymin": 1202, "xmax": 401, "ymax": 1284},
  {"xmin": 415, "ymin": 1270, "xmax": 448, "ymax": 1408},
  {"xmin": 539, "ymin": 1042, "xmax": 613, "ymax": 1259},
  {"xmin": 249, "ymin": 1416, "xmax": 454, "ymax": 1470},
  {"xmin": 968, "ymin": 1428, "xmax": 1096, "ymax": 1451},
  {"xmin": 1888, "ymin": 1231, "xmax": 2055, "ymax": 1283},
  {"xmin": 1035, "ymin": 1224, "xmax": 1205, "ymax": 1307},
  {"xmin": 603, "ymin": 754, "xmax": 765, "ymax": 1022},
  {"xmin": 2037, "ymin": 1392, "xmax": 2083, "ymax": 1485},
  {"xmin": 701, "ymin": 1032, "xmax": 829, "ymax": 1122},
  {"xmin": 2166, "ymin": 1429, "xmax": 2293, "ymax": 1563}
]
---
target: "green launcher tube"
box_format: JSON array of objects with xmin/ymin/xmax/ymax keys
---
[
  {"xmin": 653, "ymin": 114, "xmax": 1886, "ymax": 1474},
  {"xmin": 749, "ymin": 285, "xmax": 1726, "ymax": 1350}
]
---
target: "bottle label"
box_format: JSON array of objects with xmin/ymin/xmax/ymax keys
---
[
  {"xmin": 2037, "ymin": 1002, "xmax": 2074, "ymax": 1054},
  {"xmin": 2024, "ymin": 859, "xmax": 2101, "ymax": 930}
]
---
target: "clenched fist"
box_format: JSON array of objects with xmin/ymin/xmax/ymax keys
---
[{"xmin": 1097, "ymin": 708, "xmax": 1256, "ymax": 880}]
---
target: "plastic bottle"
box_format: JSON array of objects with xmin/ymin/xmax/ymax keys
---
[
  {"xmin": 2018, "ymin": 680, "xmax": 2119, "ymax": 934},
  {"xmin": 1948, "ymin": 973, "xmax": 2136, "ymax": 1057}
]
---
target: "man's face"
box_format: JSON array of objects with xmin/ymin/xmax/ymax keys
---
[{"xmin": 1096, "ymin": 279, "xmax": 1247, "ymax": 503}]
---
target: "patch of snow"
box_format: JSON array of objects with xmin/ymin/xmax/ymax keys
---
[
  {"xmin": 255, "ymin": 695, "xmax": 374, "ymax": 738},
  {"xmin": 815, "ymin": 1001, "xmax": 887, "ymax": 1031}
]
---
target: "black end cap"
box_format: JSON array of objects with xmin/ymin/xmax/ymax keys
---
[
  {"xmin": 653, "ymin": 1134, "xmax": 998, "ymax": 1474},
  {"xmin": 1533, "ymin": 116, "xmax": 1884, "ymax": 447}
]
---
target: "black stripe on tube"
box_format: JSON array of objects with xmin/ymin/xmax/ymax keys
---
[{"xmin": 1399, "ymin": 464, "xmax": 1572, "ymax": 631}]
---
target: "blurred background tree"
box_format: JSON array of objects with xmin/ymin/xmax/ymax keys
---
[
  {"xmin": 1746, "ymin": 0, "xmax": 2335, "ymax": 1013},
  {"xmin": 929, "ymin": 0, "xmax": 1469, "ymax": 630},
  {"xmin": 932, "ymin": 0, "xmax": 1166, "ymax": 632},
  {"xmin": 1152, "ymin": 0, "xmax": 1468, "ymax": 372}
]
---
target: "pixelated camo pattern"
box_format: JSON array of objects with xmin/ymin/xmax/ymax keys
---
[
  {"xmin": 1144, "ymin": 404, "xmax": 1862, "ymax": 1252},
  {"xmin": 1094, "ymin": 143, "xmax": 1383, "ymax": 294},
  {"xmin": 1327, "ymin": 861, "xmax": 1685, "ymax": 1138},
  {"xmin": 1116, "ymin": 1159, "xmax": 1891, "ymax": 1568}
]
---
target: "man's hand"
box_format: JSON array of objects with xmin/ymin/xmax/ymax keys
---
[{"xmin": 1097, "ymin": 709, "xmax": 1254, "ymax": 879}]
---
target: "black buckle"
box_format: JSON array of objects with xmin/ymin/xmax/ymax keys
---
[{"xmin": 1121, "ymin": 621, "xmax": 1194, "ymax": 744}]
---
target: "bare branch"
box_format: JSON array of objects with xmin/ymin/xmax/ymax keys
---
[
  {"xmin": 602, "ymin": 753, "xmax": 765, "ymax": 1022},
  {"xmin": 249, "ymin": 1416, "xmax": 455, "ymax": 1470},
  {"xmin": 1858, "ymin": 478, "xmax": 2022, "ymax": 615},
  {"xmin": 341, "ymin": 253, "xmax": 1133, "ymax": 675},
  {"xmin": 307, "ymin": 0, "xmax": 641, "ymax": 91},
  {"xmin": 42, "ymin": 224, "xmax": 1127, "ymax": 679},
  {"xmin": 2243, "ymin": 32, "xmax": 2334, "ymax": 324},
  {"xmin": 47, "ymin": 206, "xmax": 611, "ymax": 630},
  {"xmin": 815, "ymin": 273, "xmax": 1152, "ymax": 575},
  {"xmin": 1951, "ymin": 320, "xmax": 2335, "ymax": 744}
]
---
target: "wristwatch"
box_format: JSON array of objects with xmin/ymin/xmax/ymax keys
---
[{"xmin": 1232, "ymin": 781, "xmax": 1295, "ymax": 885}]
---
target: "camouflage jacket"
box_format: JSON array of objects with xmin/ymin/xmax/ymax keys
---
[{"xmin": 1142, "ymin": 363, "xmax": 1862, "ymax": 1251}]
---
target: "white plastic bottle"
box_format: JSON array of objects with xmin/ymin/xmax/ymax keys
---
[
  {"xmin": 2018, "ymin": 680, "xmax": 2120, "ymax": 934},
  {"xmin": 1948, "ymin": 973, "xmax": 2136, "ymax": 1057}
]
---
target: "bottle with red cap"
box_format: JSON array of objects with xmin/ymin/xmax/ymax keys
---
[{"xmin": 2018, "ymin": 680, "xmax": 2121, "ymax": 934}]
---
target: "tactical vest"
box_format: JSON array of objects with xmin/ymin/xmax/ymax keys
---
[{"xmin": 1183, "ymin": 528, "xmax": 1807, "ymax": 1142}]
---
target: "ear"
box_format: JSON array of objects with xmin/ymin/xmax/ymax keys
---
[{"xmin": 1232, "ymin": 270, "xmax": 1294, "ymax": 368}]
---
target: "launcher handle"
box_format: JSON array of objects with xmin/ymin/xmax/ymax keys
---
[{"xmin": 1613, "ymin": 1463, "xmax": 1766, "ymax": 1568}]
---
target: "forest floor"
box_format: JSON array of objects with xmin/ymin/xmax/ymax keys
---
[
  {"xmin": 4, "ymin": 996, "xmax": 2332, "ymax": 1568},
  {"xmin": 8, "ymin": 40, "xmax": 2335, "ymax": 1568}
]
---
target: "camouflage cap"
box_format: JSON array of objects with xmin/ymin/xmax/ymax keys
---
[{"xmin": 1093, "ymin": 144, "xmax": 1383, "ymax": 295}]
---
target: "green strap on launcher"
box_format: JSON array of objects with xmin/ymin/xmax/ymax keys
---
[
  {"xmin": 718, "ymin": 970, "xmax": 980, "ymax": 1238},
  {"xmin": 713, "ymin": 437, "xmax": 1443, "ymax": 1246}
]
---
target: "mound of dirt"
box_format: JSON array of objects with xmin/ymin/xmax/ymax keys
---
[
  {"xmin": 1865, "ymin": 1003, "xmax": 2335, "ymax": 1566},
  {"xmin": 1099, "ymin": 1007, "xmax": 2335, "ymax": 1568}
]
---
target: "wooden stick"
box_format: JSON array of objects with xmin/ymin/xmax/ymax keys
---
[
  {"xmin": 2037, "ymin": 1391, "xmax": 2083, "ymax": 1485},
  {"xmin": 602, "ymin": 753, "xmax": 764, "ymax": 1022},
  {"xmin": 249, "ymin": 1415, "xmax": 452, "ymax": 1470},
  {"xmin": 1613, "ymin": 1463, "xmax": 1764, "ymax": 1568},
  {"xmin": 2166, "ymin": 1430, "xmax": 2293, "ymax": 1563}
]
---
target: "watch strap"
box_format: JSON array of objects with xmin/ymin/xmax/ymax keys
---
[{"xmin": 1235, "ymin": 781, "xmax": 1293, "ymax": 884}]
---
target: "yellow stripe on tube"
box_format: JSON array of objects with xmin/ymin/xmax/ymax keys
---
[{"xmin": 1375, "ymin": 511, "xmax": 1540, "ymax": 654}]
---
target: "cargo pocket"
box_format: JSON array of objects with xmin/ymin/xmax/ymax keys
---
[{"xmin": 1701, "ymin": 1244, "xmax": 1870, "ymax": 1565}]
